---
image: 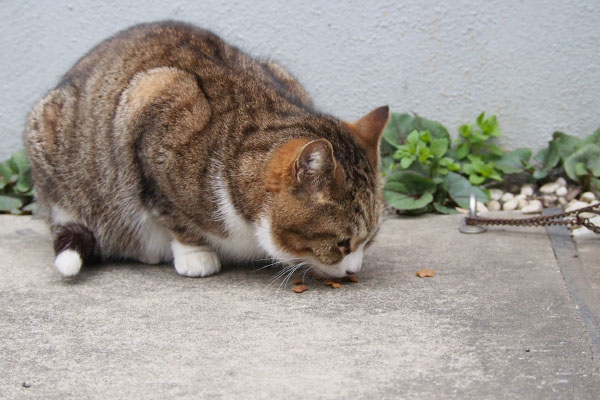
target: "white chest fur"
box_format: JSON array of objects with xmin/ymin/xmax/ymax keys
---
[{"xmin": 204, "ymin": 175, "xmax": 266, "ymax": 261}]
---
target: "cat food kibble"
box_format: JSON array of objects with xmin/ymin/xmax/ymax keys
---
[
  {"xmin": 292, "ymin": 284, "xmax": 309, "ymax": 293},
  {"xmin": 331, "ymin": 282, "xmax": 343, "ymax": 288},
  {"xmin": 345, "ymin": 275, "xmax": 359, "ymax": 283},
  {"xmin": 416, "ymin": 269, "xmax": 435, "ymax": 278}
]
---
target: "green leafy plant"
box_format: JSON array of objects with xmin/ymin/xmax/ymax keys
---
[
  {"xmin": 0, "ymin": 150, "xmax": 37, "ymax": 215},
  {"xmin": 533, "ymin": 128, "xmax": 600, "ymax": 194},
  {"xmin": 453, "ymin": 112, "xmax": 533, "ymax": 185},
  {"xmin": 381, "ymin": 113, "xmax": 488, "ymax": 214}
]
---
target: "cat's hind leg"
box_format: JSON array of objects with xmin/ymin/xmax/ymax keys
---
[
  {"xmin": 52, "ymin": 223, "xmax": 97, "ymax": 277},
  {"xmin": 171, "ymin": 240, "xmax": 221, "ymax": 278}
]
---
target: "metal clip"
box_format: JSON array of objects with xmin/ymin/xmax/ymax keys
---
[{"xmin": 459, "ymin": 193, "xmax": 487, "ymax": 234}]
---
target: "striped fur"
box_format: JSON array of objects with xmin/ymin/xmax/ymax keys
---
[{"xmin": 24, "ymin": 21, "xmax": 388, "ymax": 278}]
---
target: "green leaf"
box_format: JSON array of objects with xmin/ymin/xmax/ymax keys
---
[
  {"xmin": 476, "ymin": 112, "xmax": 485, "ymax": 127},
  {"xmin": 413, "ymin": 115, "xmax": 451, "ymax": 141},
  {"xmin": 383, "ymin": 171, "xmax": 437, "ymax": 210},
  {"xmin": 563, "ymin": 143, "xmax": 600, "ymax": 181},
  {"xmin": 553, "ymin": 132, "xmax": 581, "ymax": 161},
  {"xmin": 0, "ymin": 161, "xmax": 14, "ymax": 181},
  {"xmin": 15, "ymin": 172, "xmax": 33, "ymax": 194},
  {"xmin": 9, "ymin": 150, "xmax": 29, "ymax": 174},
  {"xmin": 382, "ymin": 113, "xmax": 450, "ymax": 154},
  {"xmin": 469, "ymin": 174, "xmax": 485, "ymax": 185},
  {"xmin": 431, "ymin": 139, "xmax": 449, "ymax": 159},
  {"xmin": 486, "ymin": 143, "xmax": 504, "ymax": 157},
  {"xmin": 495, "ymin": 148, "xmax": 532, "ymax": 174},
  {"xmin": 433, "ymin": 202, "xmax": 459, "ymax": 214},
  {"xmin": 462, "ymin": 163, "xmax": 477, "ymax": 175},
  {"xmin": 22, "ymin": 202, "xmax": 38, "ymax": 213},
  {"xmin": 533, "ymin": 168, "xmax": 549, "ymax": 180},
  {"xmin": 384, "ymin": 191, "xmax": 434, "ymax": 210},
  {"xmin": 0, "ymin": 195, "xmax": 23, "ymax": 212},
  {"xmin": 458, "ymin": 124, "xmax": 472, "ymax": 138},
  {"xmin": 489, "ymin": 171, "xmax": 503, "ymax": 181},
  {"xmin": 456, "ymin": 142, "xmax": 470, "ymax": 160},
  {"xmin": 574, "ymin": 162, "xmax": 587, "ymax": 176},
  {"xmin": 443, "ymin": 172, "xmax": 489, "ymax": 208},
  {"xmin": 580, "ymin": 128, "xmax": 600, "ymax": 147},
  {"xmin": 419, "ymin": 130, "xmax": 432, "ymax": 143},
  {"xmin": 400, "ymin": 156, "xmax": 414, "ymax": 169}
]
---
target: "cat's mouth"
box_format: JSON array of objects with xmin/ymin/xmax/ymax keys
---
[{"xmin": 294, "ymin": 253, "xmax": 362, "ymax": 279}]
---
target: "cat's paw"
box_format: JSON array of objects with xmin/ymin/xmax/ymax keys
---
[{"xmin": 171, "ymin": 241, "xmax": 221, "ymax": 278}]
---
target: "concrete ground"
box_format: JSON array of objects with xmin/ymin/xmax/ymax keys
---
[{"xmin": 1, "ymin": 213, "xmax": 599, "ymax": 399}]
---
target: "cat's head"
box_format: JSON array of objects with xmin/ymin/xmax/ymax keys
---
[{"xmin": 259, "ymin": 106, "xmax": 389, "ymax": 278}]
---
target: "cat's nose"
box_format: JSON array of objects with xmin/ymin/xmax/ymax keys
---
[{"xmin": 342, "ymin": 246, "xmax": 364, "ymax": 275}]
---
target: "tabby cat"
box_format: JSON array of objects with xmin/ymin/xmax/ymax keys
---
[{"xmin": 24, "ymin": 21, "xmax": 389, "ymax": 279}]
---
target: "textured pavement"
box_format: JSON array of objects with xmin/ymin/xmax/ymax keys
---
[{"xmin": 1, "ymin": 213, "xmax": 599, "ymax": 399}]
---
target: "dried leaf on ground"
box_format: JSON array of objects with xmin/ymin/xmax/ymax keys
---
[
  {"xmin": 416, "ymin": 269, "xmax": 435, "ymax": 278},
  {"xmin": 292, "ymin": 284, "xmax": 309, "ymax": 293}
]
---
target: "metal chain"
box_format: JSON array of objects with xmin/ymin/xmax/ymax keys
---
[{"xmin": 465, "ymin": 203, "xmax": 600, "ymax": 234}]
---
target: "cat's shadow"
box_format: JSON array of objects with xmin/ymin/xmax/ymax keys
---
[{"xmin": 62, "ymin": 258, "xmax": 312, "ymax": 287}]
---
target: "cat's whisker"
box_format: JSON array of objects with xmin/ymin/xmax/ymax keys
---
[
  {"xmin": 301, "ymin": 266, "xmax": 312, "ymax": 282},
  {"xmin": 252, "ymin": 257, "xmax": 302, "ymax": 272},
  {"xmin": 278, "ymin": 261, "xmax": 307, "ymax": 290},
  {"xmin": 271, "ymin": 261, "xmax": 304, "ymax": 287},
  {"xmin": 270, "ymin": 264, "xmax": 296, "ymax": 284}
]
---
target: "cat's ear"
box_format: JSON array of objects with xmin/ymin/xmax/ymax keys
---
[
  {"xmin": 293, "ymin": 139, "xmax": 337, "ymax": 191},
  {"xmin": 344, "ymin": 106, "xmax": 390, "ymax": 167}
]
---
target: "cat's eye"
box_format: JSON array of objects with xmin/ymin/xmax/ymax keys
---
[{"xmin": 337, "ymin": 238, "xmax": 350, "ymax": 249}]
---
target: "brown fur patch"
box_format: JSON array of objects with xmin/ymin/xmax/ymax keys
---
[
  {"xmin": 344, "ymin": 106, "xmax": 390, "ymax": 167},
  {"xmin": 265, "ymin": 139, "xmax": 309, "ymax": 193}
]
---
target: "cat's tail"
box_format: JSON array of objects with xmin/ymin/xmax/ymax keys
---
[{"xmin": 52, "ymin": 223, "xmax": 97, "ymax": 277}]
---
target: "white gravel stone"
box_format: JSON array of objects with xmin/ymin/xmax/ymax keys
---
[
  {"xmin": 555, "ymin": 177, "xmax": 567, "ymax": 187},
  {"xmin": 520, "ymin": 185, "xmax": 534, "ymax": 197},
  {"xmin": 581, "ymin": 192, "xmax": 597, "ymax": 203},
  {"xmin": 503, "ymin": 198, "xmax": 518, "ymax": 211},
  {"xmin": 487, "ymin": 200, "xmax": 501, "ymax": 211},
  {"xmin": 542, "ymin": 194, "xmax": 558, "ymax": 208},
  {"xmin": 515, "ymin": 194, "xmax": 527, "ymax": 201},
  {"xmin": 517, "ymin": 199, "xmax": 529, "ymax": 209},
  {"xmin": 558, "ymin": 197, "xmax": 568, "ymax": 206},
  {"xmin": 477, "ymin": 201, "xmax": 488, "ymax": 213},
  {"xmin": 521, "ymin": 199, "xmax": 543, "ymax": 214},
  {"xmin": 540, "ymin": 182, "xmax": 560, "ymax": 194},
  {"xmin": 566, "ymin": 200, "xmax": 596, "ymax": 218},
  {"xmin": 455, "ymin": 207, "xmax": 469, "ymax": 214},
  {"xmin": 555, "ymin": 186, "xmax": 568, "ymax": 197},
  {"xmin": 501, "ymin": 192, "xmax": 515, "ymax": 202},
  {"xmin": 571, "ymin": 216, "xmax": 600, "ymax": 241},
  {"xmin": 489, "ymin": 189, "xmax": 503, "ymax": 201}
]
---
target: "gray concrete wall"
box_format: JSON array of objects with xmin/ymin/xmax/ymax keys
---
[{"xmin": 1, "ymin": 0, "xmax": 599, "ymax": 159}]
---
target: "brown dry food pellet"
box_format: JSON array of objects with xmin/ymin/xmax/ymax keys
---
[
  {"xmin": 323, "ymin": 279, "xmax": 335, "ymax": 286},
  {"xmin": 416, "ymin": 269, "xmax": 435, "ymax": 278},
  {"xmin": 292, "ymin": 284, "xmax": 309, "ymax": 293},
  {"xmin": 331, "ymin": 282, "xmax": 343, "ymax": 288},
  {"xmin": 344, "ymin": 275, "xmax": 359, "ymax": 283},
  {"xmin": 292, "ymin": 279, "xmax": 303, "ymax": 285}
]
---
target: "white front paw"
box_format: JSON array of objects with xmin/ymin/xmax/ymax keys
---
[{"xmin": 171, "ymin": 241, "xmax": 221, "ymax": 278}]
